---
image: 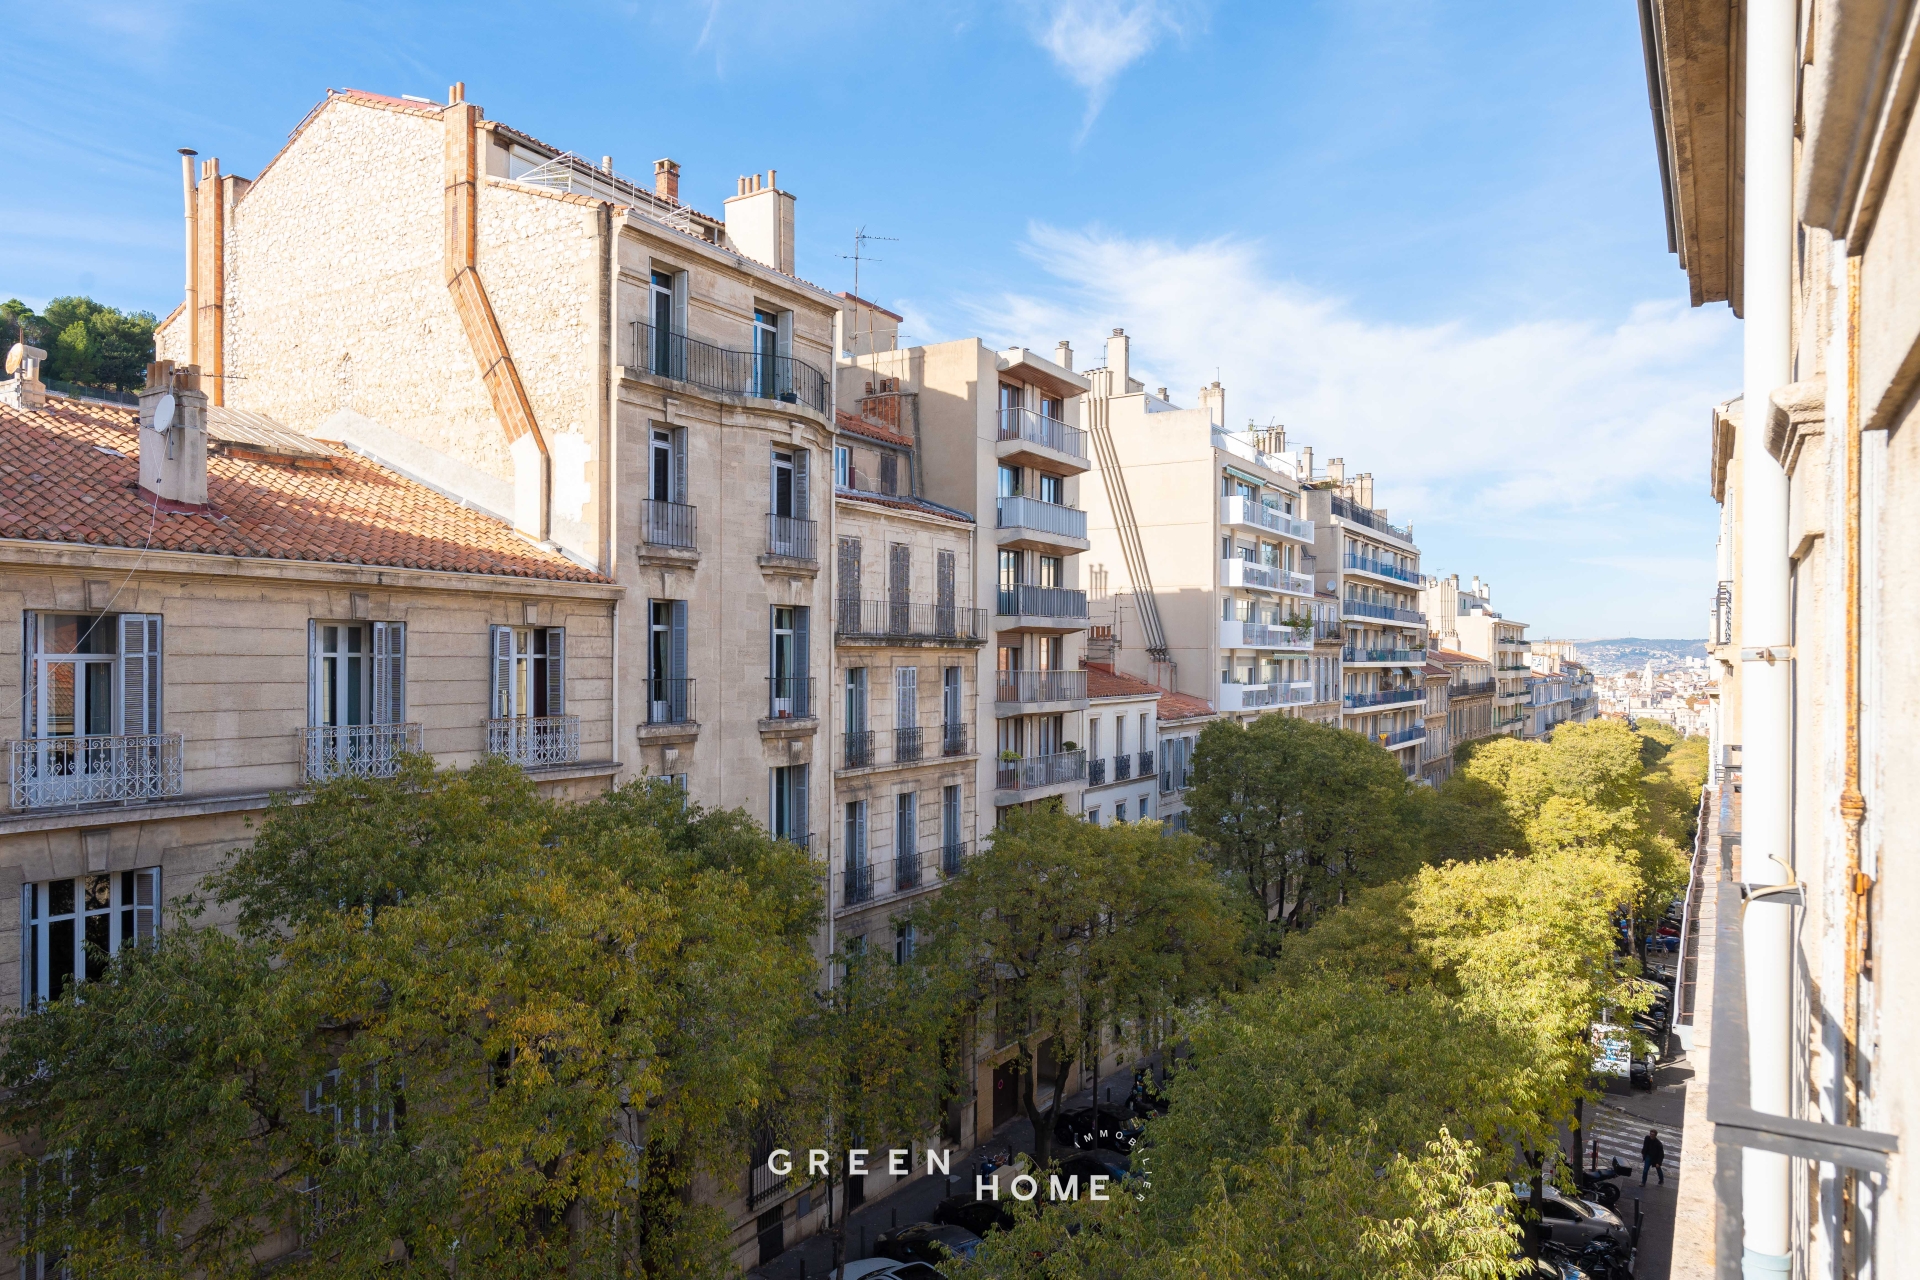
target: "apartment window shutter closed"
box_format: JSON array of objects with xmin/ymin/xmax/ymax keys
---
[
  {"xmin": 671, "ymin": 427, "xmax": 688, "ymax": 503},
  {"xmin": 794, "ymin": 450, "xmax": 809, "ymax": 518},
  {"xmin": 372, "ymin": 622, "xmax": 405, "ymax": 725},
  {"xmin": 307, "ymin": 620, "xmax": 320, "ymax": 725},
  {"xmin": 794, "ymin": 608, "xmax": 810, "ymax": 717},
  {"xmin": 545, "ymin": 628, "xmax": 566, "ymax": 716},
  {"xmin": 896, "ymin": 667, "xmax": 918, "ymax": 729},
  {"xmin": 838, "ymin": 537, "xmax": 862, "ymax": 611},
  {"xmin": 793, "ymin": 766, "xmax": 809, "ymax": 841},
  {"xmin": 117, "ymin": 614, "xmax": 162, "ymax": 735}
]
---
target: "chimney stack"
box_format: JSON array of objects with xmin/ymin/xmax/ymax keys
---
[
  {"xmin": 138, "ymin": 361, "xmax": 210, "ymax": 506},
  {"xmin": 1055, "ymin": 339, "xmax": 1073, "ymax": 371},
  {"xmin": 1327, "ymin": 456, "xmax": 1345, "ymax": 484},
  {"xmin": 1357, "ymin": 472, "xmax": 1374, "ymax": 508},
  {"xmin": 654, "ymin": 158, "xmax": 681, "ymax": 203},
  {"xmin": 1300, "ymin": 445, "xmax": 1313, "ymax": 479},
  {"xmin": 0, "ymin": 343, "xmax": 48, "ymax": 409},
  {"xmin": 1197, "ymin": 380, "xmax": 1225, "ymax": 426},
  {"xmin": 1106, "ymin": 328, "xmax": 1130, "ymax": 389},
  {"xmin": 723, "ymin": 169, "xmax": 796, "ymax": 274}
]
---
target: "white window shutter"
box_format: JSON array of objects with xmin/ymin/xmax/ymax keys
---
[
  {"xmin": 372, "ymin": 623, "xmax": 392, "ymax": 728},
  {"xmin": 307, "ymin": 620, "xmax": 319, "ymax": 726},
  {"xmin": 491, "ymin": 625, "xmax": 513, "ymax": 718},
  {"xmin": 22, "ymin": 613, "xmax": 38, "ymax": 738},
  {"xmin": 133, "ymin": 867, "xmax": 160, "ymax": 943},
  {"xmin": 671, "ymin": 427, "xmax": 688, "ymax": 504},
  {"xmin": 545, "ymin": 628, "xmax": 566, "ymax": 716},
  {"xmin": 386, "ymin": 622, "xmax": 406, "ymax": 725},
  {"xmin": 794, "ymin": 449, "xmax": 809, "ymax": 518}
]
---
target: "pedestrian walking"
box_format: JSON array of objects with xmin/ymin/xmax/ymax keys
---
[{"xmin": 1641, "ymin": 1128, "xmax": 1666, "ymax": 1186}]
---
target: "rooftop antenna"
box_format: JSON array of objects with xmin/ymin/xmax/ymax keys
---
[{"xmin": 839, "ymin": 225, "xmax": 897, "ymax": 358}]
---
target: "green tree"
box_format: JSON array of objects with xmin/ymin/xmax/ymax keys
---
[
  {"xmin": 916, "ymin": 809, "xmax": 1243, "ymax": 1168},
  {"xmin": 10, "ymin": 296, "xmax": 159, "ymax": 391},
  {"xmin": 0, "ymin": 759, "xmax": 822, "ymax": 1279},
  {"xmin": 1185, "ymin": 714, "xmax": 1418, "ymax": 944}
]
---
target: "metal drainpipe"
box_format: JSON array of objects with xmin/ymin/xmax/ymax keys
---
[
  {"xmin": 1840, "ymin": 249, "xmax": 1868, "ymax": 1277},
  {"xmin": 1739, "ymin": 0, "xmax": 1796, "ymax": 1273}
]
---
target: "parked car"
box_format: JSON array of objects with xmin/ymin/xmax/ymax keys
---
[
  {"xmin": 1512, "ymin": 1185, "xmax": 1631, "ymax": 1251},
  {"xmin": 1056, "ymin": 1151, "xmax": 1131, "ymax": 1187},
  {"xmin": 832, "ymin": 1260, "xmax": 946, "ymax": 1280},
  {"xmin": 1054, "ymin": 1105, "xmax": 1143, "ymax": 1152},
  {"xmin": 933, "ymin": 1192, "xmax": 1016, "ymax": 1237},
  {"xmin": 872, "ymin": 1220, "xmax": 984, "ymax": 1263}
]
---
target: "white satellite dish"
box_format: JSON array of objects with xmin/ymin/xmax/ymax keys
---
[
  {"xmin": 152, "ymin": 393, "xmax": 176, "ymax": 433},
  {"xmin": 4, "ymin": 343, "xmax": 46, "ymax": 376}
]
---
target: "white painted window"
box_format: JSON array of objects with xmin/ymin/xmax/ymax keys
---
[
  {"xmin": 310, "ymin": 622, "xmax": 405, "ymax": 728},
  {"xmin": 25, "ymin": 612, "xmax": 163, "ymax": 739},
  {"xmin": 23, "ymin": 868, "xmax": 159, "ymax": 1006},
  {"xmin": 491, "ymin": 626, "xmax": 565, "ymax": 719}
]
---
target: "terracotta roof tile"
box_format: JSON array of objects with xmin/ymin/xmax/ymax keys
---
[
  {"xmin": 0, "ymin": 397, "xmax": 606, "ymax": 584},
  {"xmin": 1084, "ymin": 662, "xmax": 1161, "ymax": 700},
  {"xmin": 1157, "ymin": 690, "xmax": 1216, "ymax": 721},
  {"xmin": 836, "ymin": 410, "xmax": 913, "ymax": 449}
]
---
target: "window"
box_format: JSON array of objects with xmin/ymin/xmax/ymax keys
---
[
  {"xmin": 1087, "ymin": 717, "xmax": 1102, "ymax": 760},
  {"xmin": 846, "ymin": 667, "xmax": 869, "ymax": 733},
  {"xmin": 1086, "ymin": 806, "xmax": 1101, "ymax": 825},
  {"xmin": 1114, "ymin": 716, "xmax": 1127, "ymax": 757},
  {"xmin": 998, "ymin": 383, "xmax": 1022, "ymax": 416},
  {"xmin": 1038, "ymin": 472, "xmax": 1064, "ymax": 505},
  {"xmin": 23, "ymin": 868, "xmax": 159, "ymax": 1006},
  {"xmin": 752, "ymin": 308, "xmax": 780, "ymax": 397},
  {"xmin": 997, "ymin": 644, "xmax": 1021, "ymax": 673},
  {"xmin": 998, "ymin": 465, "xmax": 1022, "ymax": 498},
  {"xmin": 1037, "ymin": 635, "xmax": 1062, "ymax": 670},
  {"xmin": 25, "ymin": 612, "xmax": 163, "ymax": 741},
  {"xmin": 1139, "ymin": 793, "xmax": 1150, "ymax": 820},
  {"xmin": 490, "ymin": 626, "xmax": 565, "ymax": 720},
  {"xmin": 771, "ymin": 449, "xmax": 797, "ymax": 518},
  {"xmin": 648, "ymin": 600, "xmax": 690, "ymax": 723},
  {"xmin": 770, "ymin": 765, "xmax": 808, "ymax": 844},
  {"xmin": 845, "ymin": 799, "xmax": 871, "ymax": 903},
  {"xmin": 895, "ymin": 667, "xmax": 918, "ymax": 729},
  {"xmin": 895, "ymin": 791, "xmax": 918, "ymax": 889},
  {"xmin": 835, "ymin": 444, "xmax": 851, "ymax": 488},
  {"xmin": 769, "ymin": 606, "xmax": 810, "ymax": 717},
  {"xmin": 1040, "ymin": 394, "xmax": 1063, "ymax": 420},
  {"xmin": 311, "ymin": 622, "xmax": 405, "ymax": 729},
  {"xmin": 1038, "ymin": 556, "xmax": 1063, "ymax": 588},
  {"xmin": 942, "ymin": 784, "xmax": 962, "ymax": 860},
  {"xmin": 999, "ymin": 549, "xmax": 1023, "ymax": 588},
  {"xmin": 894, "ymin": 921, "xmax": 916, "ymax": 964},
  {"xmin": 879, "ymin": 452, "xmax": 899, "ymax": 495},
  {"xmin": 1114, "ymin": 800, "xmax": 1127, "ymax": 823},
  {"xmin": 943, "ymin": 666, "xmax": 962, "ymax": 728}
]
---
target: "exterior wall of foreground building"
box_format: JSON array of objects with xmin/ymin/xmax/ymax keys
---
[{"xmin": 1643, "ymin": 1, "xmax": 1920, "ymax": 1273}]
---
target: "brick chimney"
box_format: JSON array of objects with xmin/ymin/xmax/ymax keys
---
[
  {"xmin": 653, "ymin": 158, "xmax": 680, "ymax": 203},
  {"xmin": 723, "ymin": 170, "xmax": 795, "ymax": 274},
  {"xmin": 138, "ymin": 361, "xmax": 210, "ymax": 506}
]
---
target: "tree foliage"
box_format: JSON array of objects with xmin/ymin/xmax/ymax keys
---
[
  {"xmin": 915, "ymin": 808, "xmax": 1245, "ymax": 1167},
  {"xmin": 3, "ymin": 296, "xmax": 156, "ymax": 390},
  {"xmin": 0, "ymin": 759, "xmax": 822, "ymax": 1279}
]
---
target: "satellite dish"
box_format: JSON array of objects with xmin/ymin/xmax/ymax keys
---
[
  {"xmin": 4, "ymin": 344, "xmax": 21, "ymax": 376},
  {"xmin": 152, "ymin": 393, "xmax": 176, "ymax": 433}
]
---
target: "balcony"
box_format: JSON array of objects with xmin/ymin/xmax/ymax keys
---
[
  {"xmin": 1138, "ymin": 750, "xmax": 1154, "ymax": 776},
  {"xmin": 995, "ymin": 749, "xmax": 1087, "ymax": 793},
  {"xmin": 8, "ymin": 733, "xmax": 184, "ymax": 809},
  {"xmin": 766, "ymin": 513, "xmax": 816, "ymax": 563},
  {"xmin": 1219, "ymin": 495, "xmax": 1314, "ymax": 542},
  {"xmin": 844, "ymin": 729, "xmax": 875, "ymax": 769},
  {"xmin": 995, "ymin": 669, "xmax": 1088, "ymax": 708},
  {"xmin": 996, "ymin": 584, "xmax": 1090, "ymax": 630},
  {"xmin": 1341, "ymin": 647, "xmax": 1429, "ymax": 665},
  {"xmin": 997, "ymin": 495, "xmax": 1089, "ymax": 550},
  {"xmin": 1329, "ymin": 495, "xmax": 1414, "ymax": 545},
  {"xmin": 303, "ymin": 723, "xmax": 422, "ymax": 782},
  {"xmin": 1218, "ymin": 558, "xmax": 1314, "ymax": 597},
  {"xmin": 1339, "ymin": 598, "xmax": 1425, "ymax": 625},
  {"xmin": 1218, "ymin": 680, "xmax": 1315, "ymax": 712},
  {"xmin": 487, "ymin": 715, "xmax": 580, "ymax": 768},
  {"xmin": 942, "ymin": 722, "xmax": 970, "ymax": 756},
  {"xmin": 766, "ymin": 676, "xmax": 814, "ymax": 720},
  {"xmin": 845, "ymin": 860, "xmax": 875, "ymax": 906},
  {"xmin": 1315, "ymin": 619, "xmax": 1343, "ymax": 640},
  {"xmin": 641, "ymin": 499, "xmax": 697, "ymax": 551},
  {"xmin": 834, "ymin": 599, "xmax": 986, "ymax": 645},
  {"xmin": 1342, "ymin": 687, "xmax": 1424, "ymax": 710},
  {"xmin": 628, "ymin": 320, "xmax": 830, "ymax": 417},
  {"xmin": 1219, "ymin": 618, "xmax": 1313, "ymax": 652},
  {"xmin": 1112, "ymin": 753, "xmax": 1133, "ymax": 782},
  {"xmin": 1343, "ymin": 553, "xmax": 1422, "ymax": 586},
  {"xmin": 1376, "ymin": 725, "xmax": 1426, "ymax": 749},
  {"xmin": 894, "ymin": 726, "xmax": 924, "ymax": 763},
  {"xmin": 996, "ymin": 406, "xmax": 1090, "ymax": 471},
  {"xmin": 942, "ymin": 840, "xmax": 968, "ymax": 877},
  {"xmin": 645, "ymin": 677, "xmax": 696, "ymax": 725},
  {"xmin": 1453, "ymin": 679, "xmax": 1497, "ymax": 697},
  {"xmin": 1088, "ymin": 756, "xmax": 1106, "ymax": 786}
]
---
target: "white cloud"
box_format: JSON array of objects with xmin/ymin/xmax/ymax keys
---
[
  {"xmin": 1026, "ymin": 1, "xmax": 1194, "ymax": 133},
  {"xmin": 961, "ymin": 223, "xmax": 1742, "ymax": 526}
]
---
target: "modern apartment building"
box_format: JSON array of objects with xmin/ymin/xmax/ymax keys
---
[
  {"xmin": 1305, "ymin": 586, "xmax": 1345, "ymax": 725},
  {"xmin": 838, "ymin": 333, "xmax": 1094, "ymax": 827},
  {"xmin": 156, "ymin": 85, "xmax": 842, "ymax": 872},
  {"xmin": 1081, "ymin": 663, "xmax": 1160, "ymax": 826},
  {"xmin": 1078, "ymin": 331, "xmax": 1319, "ymax": 722},
  {"xmin": 1301, "ymin": 467, "xmax": 1428, "ymax": 776},
  {"xmin": 0, "ymin": 368, "xmax": 619, "ymax": 1029},
  {"xmin": 826, "ymin": 404, "xmax": 983, "ymax": 976},
  {"xmin": 1643, "ymin": 0, "xmax": 1919, "ymax": 1271},
  {"xmin": 1422, "ymin": 573, "xmax": 1530, "ymax": 739}
]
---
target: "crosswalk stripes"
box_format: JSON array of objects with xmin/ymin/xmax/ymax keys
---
[{"xmin": 1577, "ymin": 1102, "xmax": 1683, "ymax": 1178}]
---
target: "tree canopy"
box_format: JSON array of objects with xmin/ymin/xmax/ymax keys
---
[{"xmin": 3, "ymin": 296, "xmax": 157, "ymax": 391}]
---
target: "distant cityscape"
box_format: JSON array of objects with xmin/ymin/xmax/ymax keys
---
[{"xmin": 1532, "ymin": 638, "xmax": 1712, "ymax": 737}]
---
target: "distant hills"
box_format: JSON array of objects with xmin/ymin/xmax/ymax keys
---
[{"xmin": 1561, "ymin": 638, "xmax": 1709, "ymax": 674}]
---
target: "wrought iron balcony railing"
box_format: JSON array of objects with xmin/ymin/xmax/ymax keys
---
[
  {"xmin": 894, "ymin": 726, "xmax": 923, "ymax": 763},
  {"xmin": 645, "ymin": 676, "xmax": 696, "ymax": 725},
  {"xmin": 487, "ymin": 715, "xmax": 580, "ymax": 767},
  {"xmin": 1138, "ymin": 750, "xmax": 1154, "ymax": 775},
  {"xmin": 942, "ymin": 840, "xmax": 968, "ymax": 877},
  {"xmin": 767, "ymin": 676, "xmax": 814, "ymax": 720},
  {"xmin": 1088, "ymin": 756, "xmax": 1106, "ymax": 786},
  {"xmin": 629, "ymin": 320, "xmax": 830, "ymax": 415},
  {"xmin": 1112, "ymin": 753, "xmax": 1132, "ymax": 781},
  {"xmin": 942, "ymin": 722, "xmax": 970, "ymax": 756},
  {"xmin": 766, "ymin": 513, "xmax": 816, "ymax": 562},
  {"xmin": 844, "ymin": 729, "xmax": 874, "ymax": 768},
  {"xmin": 844, "ymin": 860, "xmax": 874, "ymax": 905},
  {"xmin": 302, "ymin": 723, "xmax": 422, "ymax": 782},
  {"xmin": 834, "ymin": 598, "xmax": 986, "ymax": 643},
  {"xmin": 641, "ymin": 498, "xmax": 697, "ymax": 550},
  {"xmin": 8, "ymin": 733, "xmax": 184, "ymax": 809}
]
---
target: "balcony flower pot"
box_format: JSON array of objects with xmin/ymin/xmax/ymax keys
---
[{"xmin": 999, "ymin": 750, "xmax": 1021, "ymax": 763}]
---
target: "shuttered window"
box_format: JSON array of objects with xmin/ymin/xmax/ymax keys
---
[
  {"xmin": 24, "ymin": 612, "xmax": 163, "ymax": 739},
  {"xmin": 489, "ymin": 626, "xmax": 563, "ymax": 718},
  {"xmin": 310, "ymin": 622, "xmax": 404, "ymax": 727},
  {"xmin": 23, "ymin": 867, "xmax": 160, "ymax": 1007}
]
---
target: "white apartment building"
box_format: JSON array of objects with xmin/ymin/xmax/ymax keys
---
[
  {"xmin": 1077, "ymin": 331, "xmax": 1320, "ymax": 722},
  {"xmin": 1301, "ymin": 468, "xmax": 1429, "ymax": 776},
  {"xmin": 1422, "ymin": 573, "xmax": 1530, "ymax": 739},
  {"xmin": 1154, "ymin": 689, "xmax": 1216, "ymax": 832},
  {"xmin": 1082, "ymin": 664, "xmax": 1161, "ymax": 826}
]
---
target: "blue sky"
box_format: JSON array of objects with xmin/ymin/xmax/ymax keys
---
[{"xmin": 0, "ymin": 1, "xmax": 1739, "ymax": 638}]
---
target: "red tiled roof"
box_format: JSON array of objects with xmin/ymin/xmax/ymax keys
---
[
  {"xmin": 1157, "ymin": 690, "xmax": 1216, "ymax": 721},
  {"xmin": 0, "ymin": 397, "xmax": 606, "ymax": 584},
  {"xmin": 1085, "ymin": 662, "xmax": 1161, "ymax": 700},
  {"xmin": 836, "ymin": 410, "xmax": 913, "ymax": 449},
  {"xmin": 1430, "ymin": 648, "xmax": 1483, "ymax": 666}
]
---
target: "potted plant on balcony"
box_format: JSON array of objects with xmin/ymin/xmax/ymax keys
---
[{"xmin": 999, "ymin": 749, "xmax": 1021, "ymax": 763}]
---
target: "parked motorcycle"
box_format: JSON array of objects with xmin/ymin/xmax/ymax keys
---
[
  {"xmin": 1542, "ymin": 1234, "xmax": 1635, "ymax": 1280},
  {"xmin": 1572, "ymin": 1156, "xmax": 1633, "ymax": 1209}
]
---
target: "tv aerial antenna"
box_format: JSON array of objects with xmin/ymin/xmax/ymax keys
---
[{"xmin": 839, "ymin": 226, "xmax": 898, "ymax": 357}]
